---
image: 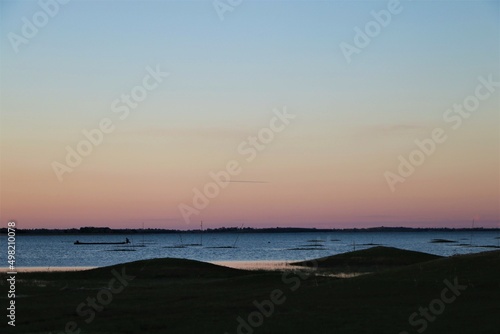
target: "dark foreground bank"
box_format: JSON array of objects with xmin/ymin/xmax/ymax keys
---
[{"xmin": 1, "ymin": 247, "xmax": 499, "ymax": 334}]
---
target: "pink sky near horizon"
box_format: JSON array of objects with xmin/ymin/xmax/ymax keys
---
[{"xmin": 1, "ymin": 125, "xmax": 499, "ymax": 230}]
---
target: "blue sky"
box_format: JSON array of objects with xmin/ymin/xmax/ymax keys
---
[{"xmin": 2, "ymin": 1, "xmax": 497, "ymax": 123}]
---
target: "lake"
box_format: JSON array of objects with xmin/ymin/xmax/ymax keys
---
[{"xmin": 1, "ymin": 231, "xmax": 499, "ymax": 268}]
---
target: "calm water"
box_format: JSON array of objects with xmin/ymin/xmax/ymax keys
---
[{"xmin": 1, "ymin": 231, "xmax": 499, "ymax": 268}]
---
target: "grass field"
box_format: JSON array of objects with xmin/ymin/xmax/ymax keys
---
[{"xmin": 1, "ymin": 247, "xmax": 499, "ymax": 334}]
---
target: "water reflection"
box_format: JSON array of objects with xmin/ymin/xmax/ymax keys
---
[{"xmin": 211, "ymin": 261, "xmax": 367, "ymax": 278}]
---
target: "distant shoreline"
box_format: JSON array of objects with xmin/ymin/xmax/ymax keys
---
[{"xmin": 1, "ymin": 226, "xmax": 499, "ymax": 236}]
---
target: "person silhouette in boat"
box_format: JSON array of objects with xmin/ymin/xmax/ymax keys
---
[{"xmin": 126, "ymin": 238, "xmax": 130, "ymax": 244}]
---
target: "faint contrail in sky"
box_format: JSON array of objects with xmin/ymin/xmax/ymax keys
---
[{"xmin": 228, "ymin": 181, "xmax": 270, "ymax": 184}]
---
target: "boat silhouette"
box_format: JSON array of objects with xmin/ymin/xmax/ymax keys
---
[{"xmin": 74, "ymin": 238, "xmax": 130, "ymax": 245}]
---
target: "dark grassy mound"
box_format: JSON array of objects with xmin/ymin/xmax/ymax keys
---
[
  {"xmin": 292, "ymin": 246, "xmax": 443, "ymax": 273},
  {"xmin": 2, "ymin": 250, "xmax": 499, "ymax": 334},
  {"xmin": 84, "ymin": 257, "xmax": 247, "ymax": 279},
  {"xmin": 17, "ymin": 257, "xmax": 247, "ymax": 281},
  {"xmin": 284, "ymin": 249, "xmax": 500, "ymax": 334}
]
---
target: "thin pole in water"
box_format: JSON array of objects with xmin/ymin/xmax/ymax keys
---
[
  {"xmin": 200, "ymin": 221, "xmax": 203, "ymax": 246},
  {"xmin": 142, "ymin": 222, "xmax": 145, "ymax": 245},
  {"xmin": 470, "ymin": 219, "xmax": 475, "ymax": 246},
  {"xmin": 233, "ymin": 223, "xmax": 244, "ymax": 248}
]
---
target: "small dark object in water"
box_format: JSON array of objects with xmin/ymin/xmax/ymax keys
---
[
  {"xmin": 430, "ymin": 239, "xmax": 456, "ymax": 243},
  {"xmin": 74, "ymin": 238, "xmax": 130, "ymax": 245},
  {"xmin": 205, "ymin": 246, "xmax": 238, "ymax": 249}
]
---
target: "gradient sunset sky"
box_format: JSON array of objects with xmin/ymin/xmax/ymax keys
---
[{"xmin": 1, "ymin": 0, "xmax": 498, "ymax": 229}]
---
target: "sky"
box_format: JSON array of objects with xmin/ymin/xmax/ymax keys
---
[{"xmin": 0, "ymin": 0, "xmax": 499, "ymax": 229}]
